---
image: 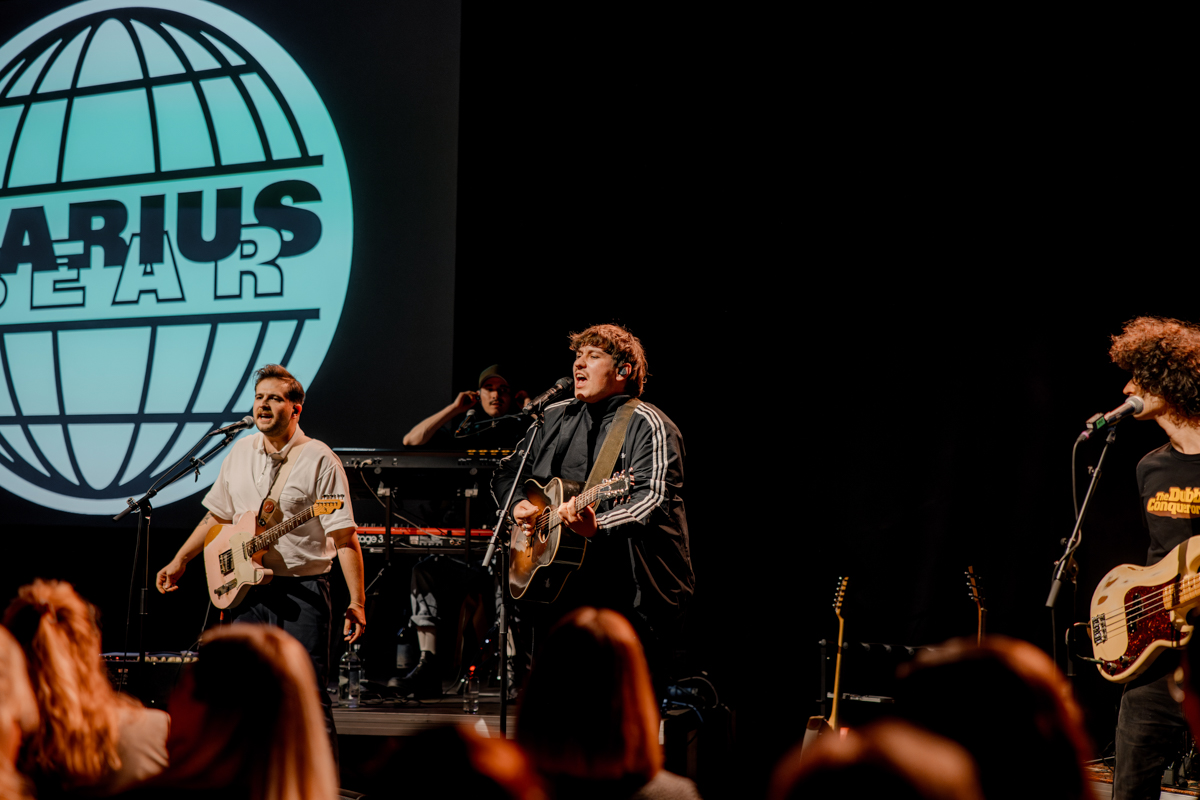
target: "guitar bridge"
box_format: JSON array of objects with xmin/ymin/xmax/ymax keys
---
[
  {"xmin": 1092, "ymin": 613, "xmax": 1107, "ymax": 645},
  {"xmin": 219, "ymin": 550, "xmax": 233, "ymax": 575}
]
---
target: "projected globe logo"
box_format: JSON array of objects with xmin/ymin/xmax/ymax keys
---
[{"xmin": 0, "ymin": 1, "xmax": 353, "ymax": 514}]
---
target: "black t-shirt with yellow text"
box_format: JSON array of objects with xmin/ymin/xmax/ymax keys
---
[{"xmin": 1137, "ymin": 443, "xmax": 1200, "ymax": 565}]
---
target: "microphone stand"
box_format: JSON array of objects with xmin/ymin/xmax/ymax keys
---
[
  {"xmin": 1047, "ymin": 426, "xmax": 1117, "ymax": 609},
  {"xmin": 1047, "ymin": 426, "xmax": 1118, "ymax": 676},
  {"xmin": 112, "ymin": 425, "xmax": 246, "ymax": 693},
  {"xmin": 482, "ymin": 412, "xmax": 544, "ymax": 736}
]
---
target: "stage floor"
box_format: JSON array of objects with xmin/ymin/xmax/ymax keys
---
[
  {"xmin": 333, "ymin": 685, "xmax": 516, "ymax": 738},
  {"xmin": 1086, "ymin": 763, "xmax": 1200, "ymax": 799}
]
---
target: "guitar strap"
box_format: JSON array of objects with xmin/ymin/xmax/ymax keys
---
[
  {"xmin": 584, "ymin": 398, "xmax": 640, "ymax": 492},
  {"xmin": 257, "ymin": 442, "xmax": 307, "ymax": 527}
]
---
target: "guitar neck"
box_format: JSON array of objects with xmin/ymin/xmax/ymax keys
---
[
  {"xmin": 829, "ymin": 616, "xmax": 845, "ymax": 731},
  {"xmin": 1171, "ymin": 574, "xmax": 1200, "ymax": 611},
  {"xmin": 246, "ymin": 507, "xmax": 317, "ymax": 556},
  {"xmin": 572, "ymin": 482, "xmax": 609, "ymax": 511},
  {"xmin": 538, "ymin": 482, "xmax": 613, "ymax": 523}
]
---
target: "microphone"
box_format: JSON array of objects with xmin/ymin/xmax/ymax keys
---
[
  {"xmin": 207, "ymin": 416, "xmax": 256, "ymax": 437},
  {"xmin": 522, "ymin": 376, "xmax": 573, "ymax": 415},
  {"xmin": 454, "ymin": 408, "xmax": 477, "ymax": 437},
  {"xmin": 1079, "ymin": 397, "xmax": 1144, "ymax": 441}
]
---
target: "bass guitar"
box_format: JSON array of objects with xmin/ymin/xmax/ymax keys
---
[
  {"xmin": 1089, "ymin": 535, "xmax": 1200, "ymax": 683},
  {"xmin": 508, "ymin": 472, "xmax": 631, "ymax": 603},
  {"xmin": 203, "ymin": 495, "xmax": 344, "ymax": 609}
]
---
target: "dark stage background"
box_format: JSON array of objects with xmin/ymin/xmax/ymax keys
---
[{"xmin": 0, "ymin": 4, "xmax": 1190, "ymax": 796}]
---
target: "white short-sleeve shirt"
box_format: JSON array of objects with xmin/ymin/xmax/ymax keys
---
[{"xmin": 203, "ymin": 427, "xmax": 356, "ymax": 577}]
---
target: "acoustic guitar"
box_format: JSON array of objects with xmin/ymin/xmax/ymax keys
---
[{"xmin": 508, "ymin": 472, "xmax": 630, "ymax": 603}]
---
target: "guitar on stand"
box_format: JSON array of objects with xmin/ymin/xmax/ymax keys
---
[
  {"xmin": 203, "ymin": 495, "xmax": 344, "ymax": 609},
  {"xmin": 965, "ymin": 566, "xmax": 987, "ymax": 644},
  {"xmin": 803, "ymin": 577, "xmax": 849, "ymax": 752}
]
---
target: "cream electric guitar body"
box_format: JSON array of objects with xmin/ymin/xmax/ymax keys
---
[
  {"xmin": 1090, "ymin": 535, "xmax": 1200, "ymax": 683},
  {"xmin": 203, "ymin": 496, "xmax": 343, "ymax": 609}
]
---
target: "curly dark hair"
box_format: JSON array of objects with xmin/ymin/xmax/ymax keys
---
[
  {"xmin": 1110, "ymin": 317, "xmax": 1200, "ymax": 420},
  {"xmin": 568, "ymin": 324, "xmax": 649, "ymax": 397}
]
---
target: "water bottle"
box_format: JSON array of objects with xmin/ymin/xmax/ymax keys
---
[
  {"xmin": 340, "ymin": 644, "xmax": 363, "ymax": 709},
  {"xmin": 463, "ymin": 665, "xmax": 479, "ymax": 713}
]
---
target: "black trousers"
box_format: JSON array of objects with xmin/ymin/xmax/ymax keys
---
[{"xmin": 230, "ymin": 574, "xmax": 339, "ymax": 766}]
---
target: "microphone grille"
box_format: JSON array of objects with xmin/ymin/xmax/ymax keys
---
[{"xmin": 1127, "ymin": 396, "xmax": 1145, "ymax": 413}]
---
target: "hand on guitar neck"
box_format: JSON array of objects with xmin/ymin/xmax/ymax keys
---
[{"xmin": 513, "ymin": 497, "xmax": 599, "ymax": 539}]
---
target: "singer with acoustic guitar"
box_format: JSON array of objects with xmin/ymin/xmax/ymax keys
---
[
  {"xmin": 155, "ymin": 364, "xmax": 364, "ymax": 758},
  {"xmin": 492, "ymin": 324, "xmax": 693, "ymax": 691},
  {"xmin": 1106, "ymin": 318, "xmax": 1200, "ymax": 800}
]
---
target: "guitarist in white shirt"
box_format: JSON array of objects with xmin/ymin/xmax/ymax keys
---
[
  {"xmin": 155, "ymin": 364, "xmax": 365, "ymax": 760},
  {"xmin": 1108, "ymin": 317, "xmax": 1200, "ymax": 800}
]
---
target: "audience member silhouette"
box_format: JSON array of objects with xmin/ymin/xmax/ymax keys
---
[
  {"xmin": 0, "ymin": 627, "xmax": 38, "ymax": 800},
  {"xmin": 391, "ymin": 725, "xmax": 546, "ymax": 800},
  {"xmin": 517, "ymin": 607, "xmax": 701, "ymax": 800},
  {"xmin": 2, "ymin": 580, "xmax": 168, "ymax": 797},
  {"xmin": 137, "ymin": 623, "xmax": 338, "ymax": 800},
  {"xmin": 894, "ymin": 635, "xmax": 1096, "ymax": 800},
  {"xmin": 768, "ymin": 719, "xmax": 985, "ymax": 800}
]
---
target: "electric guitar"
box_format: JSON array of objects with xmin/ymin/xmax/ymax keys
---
[
  {"xmin": 508, "ymin": 472, "xmax": 631, "ymax": 602},
  {"xmin": 965, "ymin": 566, "xmax": 986, "ymax": 645},
  {"xmin": 203, "ymin": 495, "xmax": 344, "ymax": 609},
  {"xmin": 1089, "ymin": 535, "xmax": 1200, "ymax": 683},
  {"xmin": 802, "ymin": 577, "xmax": 848, "ymax": 753}
]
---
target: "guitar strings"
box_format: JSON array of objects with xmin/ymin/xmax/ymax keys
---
[
  {"xmin": 243, "ymin": 507, "xmax": 317, "ymax": 557},
  {"xmin": 523, "ymin": 482, "xmax": 614, "ymax": 537},
  {"xmin": 1094, "ymin": 573, "xmax": 1200, "ymax": 630},
  {"xmin": 1100, "ymin": 581, "xmax": 1194, "ymax": 628}
]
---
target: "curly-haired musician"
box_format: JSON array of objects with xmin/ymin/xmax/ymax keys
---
[{"xmin": 1109, "ymin": 317, "xmax": 1200, "ymax": 800}]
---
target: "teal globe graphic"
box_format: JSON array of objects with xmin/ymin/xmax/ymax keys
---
[{"xmin": 0, "ymin": 1, "xmax": 354, "ymax": 514}]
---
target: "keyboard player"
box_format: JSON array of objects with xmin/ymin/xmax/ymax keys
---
[{"xmin": 392, "ymin": 365, "xmax": 528, "ymax": 697}]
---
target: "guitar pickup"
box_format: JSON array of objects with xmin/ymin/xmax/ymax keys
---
[
  {"xmin": 1092, "ymin": 614, "xmax": 1107, "ymax": 645},
  {"xmin": 219, "ymin": 550, "xmax": 233, "ymax": 575}
]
